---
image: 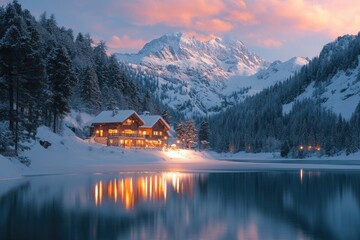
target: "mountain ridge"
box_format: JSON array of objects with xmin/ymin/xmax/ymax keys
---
[{"xmin": 116, "ymin": 32, "xmax": 308, "ymax": 116}]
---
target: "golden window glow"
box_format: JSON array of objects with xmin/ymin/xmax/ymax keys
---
[
  {"xmin": 100, "ymin": 130, "xmax": 103, "ymax": 137},
  {"xmin": 124, "ymin": 129, "xmax": 134, "ymax": 135},
  {"xmin": 108, "ymin": 129, "xmax": 118, "ymax": 134},
  {"xmin": 123, "ymin": 119, "xmax": 134, "ymax": 126}
]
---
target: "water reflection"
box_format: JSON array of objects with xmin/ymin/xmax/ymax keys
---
[
  {"xmin": 1, "ymin": 171, "xmax": 360, "ymax": 239},
  {"xmin": 92, "ymin": 173, "xmax": 197, "ymax": 211}
]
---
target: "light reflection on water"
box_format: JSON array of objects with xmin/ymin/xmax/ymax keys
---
[{"xmin": 1, "ymin": 171, "xmax": 360, "ymax": 240}]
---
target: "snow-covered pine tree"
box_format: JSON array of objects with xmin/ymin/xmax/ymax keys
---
[
  {"xmin": 161, "ymin": 108, "xmax": 171, "ymax": 125},
  {"xmin": 350, "ymin": 101, "xmax": 360, "ymax": 152},
  {"xmin": 80, "ymin": 66, "xmax": 101, "ymax": 114},
  {"xmin": 46, "ymin": 47, "xmax": 76, "ymax": 133},
  {"xmin": 184, "ymin": 119, "xmax": 197, "ymax": 149},
  {"xmin": 176, "ymin": 119, "xmax": 197, "ymax": 149},
  {"xmin": 198, "ymin": 120, "xmax": 209, "ymax": 150},
  {"xmin": 18, "ymin": 15, "xmax": 46, "ymax": 139}
]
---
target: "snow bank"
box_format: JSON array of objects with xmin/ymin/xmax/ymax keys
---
[{"xmin": 1, "ymin": 126, "xmax": 360, "ymax": 181}]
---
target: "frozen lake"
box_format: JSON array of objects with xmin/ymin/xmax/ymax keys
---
[{"xmin": 1, "ymin": 170, "xmax": 360, "ymax": 239}]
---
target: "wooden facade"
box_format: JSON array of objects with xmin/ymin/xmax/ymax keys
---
[{"xmin": 90, "ymin": 110, "xmax": 170, "ymax": 148}]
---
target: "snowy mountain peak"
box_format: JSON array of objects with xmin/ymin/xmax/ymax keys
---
[
  {"xmin": 118, "ymin": 32, "xmax": 269, "ymax": 76},
  {"xmin": 116, "ymin": 33, "xmax": 306, "ymax": 116}
]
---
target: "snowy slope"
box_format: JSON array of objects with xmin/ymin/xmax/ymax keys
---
[
  {"xmin": 224, "ymin": 57, "xmax": 309, "ymax": 96},
  {"xmin": 116, "ymin": 33, "xmax": 307, "ymax": 116},
  {"xmin": 283, "ymin": 68, "xmax": 360, "ymax": 119},
  {"xmin": 283, "ymin": 36, "xmax": 360, "ymax": 119}
]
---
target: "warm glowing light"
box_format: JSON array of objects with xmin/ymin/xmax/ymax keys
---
[
  {"xmin": 108, "ymin": 129, "xmax": 118, "ymax": 134},
  {"xmin": 163, "ymin": 179, "xmax": 167, "ymax": 200},
  {"xmin": 307, "ymin": 145, "xmax": 312, "ymax": 151},
  {"xmin": 299, "ymin": 145, "xmax": 304, "ymax": 151},
  {"xmin": 114, "ymin": 179, "xmax": 118, "ymax": 202},
  {"xmin": 95, "ymin": 184, "xmax": 99, "ymax": 206},
  {"xmin": 300, "ymin": 169, "xmax": 303, "ymax": 183},
  {"xmin": 99, "ymin": 181, "xmax": 103, "ymax": 204},
  {"xmin": 315, "ymin": 145, "xmax": 321, "ymax": 151},
  {"xmin": 92, "ymin": 173, "xmax": 197, "ymax": 210}
]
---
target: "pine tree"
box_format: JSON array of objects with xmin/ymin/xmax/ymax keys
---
[
  {"xmin": 184, "ymin": 119, "xmax": 197, "ymax": 149},
  {"xmin": 175, "ymin": 121, "xmax": 185, "ymax": 147},
  {"xmin": 80, "ymin": 66, "xmax": 101, "ymax": 114},
  {"xmin": 18, "ymin": 16, "xmax": 46, "ymax": 139},
  {"xmin": 46, "ymin": 47, "xmax": 76, "ymax": 133},
  {"xmin": 198, "ymin": 120, "xmax": 209, "ymax": 150},
  {"xmin": 161, "ymin": 108, "xmax": 171, "ymax": 125}
]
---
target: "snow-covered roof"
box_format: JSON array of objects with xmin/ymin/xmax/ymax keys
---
[
  {"xmin": 88, "ymin": 110, "xmax": 143, "ymax": 125},
  {"xmin": 139, "ymin": 115, "xmax": 170, "ymax": 129}
]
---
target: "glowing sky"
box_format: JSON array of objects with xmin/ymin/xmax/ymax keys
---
[{"xmin": 2, "ymin": 0, "xmax": 360, "ymax": 61}]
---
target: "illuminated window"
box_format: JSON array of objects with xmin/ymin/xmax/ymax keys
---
[
  {"xmin": 100, "ymin": 130, "xmax": 103, "ymax": 137},
  {"xmin": 108, "ymin": 129, "xmax": 118, "ymax": 135},
  {"xmin": 142, "ymin": 131, "xmax": 146, "ymax": 135},
  {"xmin": 153, "ymin": 131, "xmax": 159, "ymax": 136},
  {"xmin": 159, "ymin": 131, "xmax": 163, "ymax": 136},
  {"xmin": 123, "ymin": 119, "xmax": 133, "ymax": 126},
  {"xmin": 124, "ymin": 129, "xmax": 134, "ymax": 135}
]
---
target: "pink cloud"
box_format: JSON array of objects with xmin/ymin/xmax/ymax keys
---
[
  {"xmin": 244, "ymin": 0, "xmax": 360, "ymax": 37},
  {"xmin": 259, "ymin": 38, "xmax": 283, "ymax": 48},
  {"xmin": 115, "ymin": 0, "xmax": 228, "ymax": 32},
  {"xmin": 100, "ymin": 0, "xmax": 360, "ymax": 56},
  {"xmin": 107, "ymin": 35, "xmax": 147, "ymax": 53},
  {"xmin": 114, "ymin": 0, "xmax": 360, "ymax": 40},
  {"xmin": 194, "ymin": 18, "xmax": 233, "ymax": 32}
]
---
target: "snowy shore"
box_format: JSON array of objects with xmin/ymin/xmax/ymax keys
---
[{"xmin": 1, "ymin": 126, "xmax": 360, "ymax": 180}]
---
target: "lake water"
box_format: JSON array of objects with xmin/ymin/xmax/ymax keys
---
[{"xmin": 1, "ymin": 170, "xmax": 360, "ymax": 240}]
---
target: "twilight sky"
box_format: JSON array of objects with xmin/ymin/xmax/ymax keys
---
[{"xmin": 2, "ymin": 0, "xmax": 360, "ymax": 61}]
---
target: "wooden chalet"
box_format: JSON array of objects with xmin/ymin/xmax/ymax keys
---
[
  {"xmin": 139, "ymin": 114, "xmax": 171, "ymax": 148},
  {"xmin": 89, "ymin": 109, "xmax": 170, "ymax": 148}
]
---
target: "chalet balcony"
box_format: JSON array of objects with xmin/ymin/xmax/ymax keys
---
[{"xmin": 108, "ymin": 133, "xmax": 146, "ymax": 138}]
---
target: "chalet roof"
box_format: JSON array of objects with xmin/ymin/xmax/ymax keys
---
[
  {"xmin": 88, "ymin": 110, "xmax": 144, "ymax": 125},
  {"xmin": 139, "ymin": 115, "xmax": 170, "ymax": 129}
]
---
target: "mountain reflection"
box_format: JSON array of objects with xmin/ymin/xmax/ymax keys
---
[{"xmin": 1, "ymin": 171, "xmax": 360, "ymax": 240}]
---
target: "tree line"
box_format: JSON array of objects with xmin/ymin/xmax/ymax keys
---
[
  {"xmin": 0, "ymin": 1, "xmax": 164, "ymax": 155},
  {"xmin": 209, "ymin": 34, "xmax": 360, "ymax": 157}
]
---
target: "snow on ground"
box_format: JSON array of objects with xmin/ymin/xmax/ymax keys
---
[
  {"xmin": 282, "ymin": 63, "xmax": 360, "ymax": 119},
  {"xmin": 1, "ymin": 126, "xmax": 360, "ymax": 181}
]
